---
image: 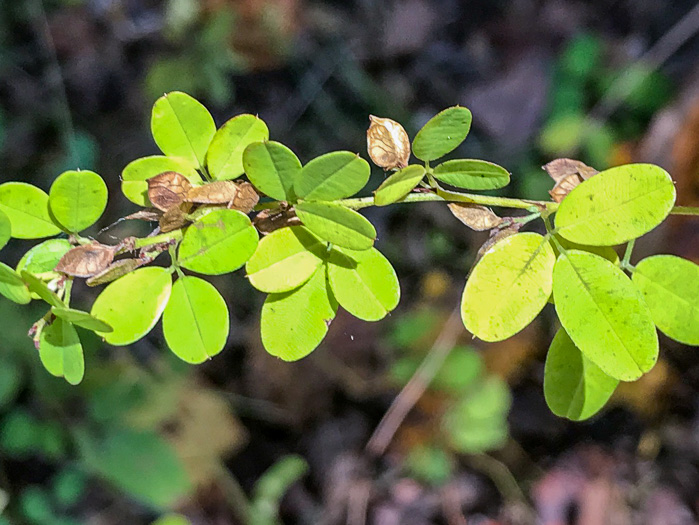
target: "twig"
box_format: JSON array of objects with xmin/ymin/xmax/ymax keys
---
[
  {"xmin": 366, "ymin": 307, "xmax": 463, "ymax": 456},
  {"xmin": 346, "ymin": 479, "xmax": 371, "ymax": 525}
]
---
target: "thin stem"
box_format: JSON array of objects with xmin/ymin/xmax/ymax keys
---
[
  {"xmin": 130, "ymin": 230, "xmax": 183, "ymax": 251},
  {"xmin": 63, "ymin": 278, "xmax": 73, "ymax": 306},
  {"xmin": 671, "ymin": 205, "xmax": 699, "ymax": 216},
  {"xmin": 622, "ymin": 239, "xmax": 636, "ymax": 268}
]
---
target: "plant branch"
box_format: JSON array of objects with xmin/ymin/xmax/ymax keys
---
[{"xmin": 670, "ymin": 205, "xmax": 699, "ymax": 216}]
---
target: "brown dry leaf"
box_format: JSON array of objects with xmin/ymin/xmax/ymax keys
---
[
  {"xmin": 448, "ymin": 203, "xmax": 503, "ymax": 231},
  {"xmin": 55, "ymin": 243, "xmax": 117, "ymax": 278},
  {"xmin": 226, "ymin": 181, "xmax": 259, "ymax": 213},
  {"xmin": 367, "ymin": 115, "xmax": 411, "ymax": 170},
  {"xmin": 159, "ymin": 202, "xmax": 193, "ymax": 233},
  {"xmin": 185, "ymin": 180, "xmax": 239, "ymax": 205},
  {"xmin": 253, "ymin": 207, "xmax": 302, "ymax": 234},
  {"xmin": 147, "ymin": 171, "xmax": 194, "ymax": 212},
  {"xmin": 86, "ymin": 258, "xmax": 145, "ymax": 287},
  {"xmin": 549, "ymin": 173, "xmax": 585, "ymax": 203},
  {"xmin": 124, "ymin": 209, "xmax": 163, "ymax": 222},
  {"xmin": 543, "ymin": 158, "xmax": 599, "ymax": 203}
]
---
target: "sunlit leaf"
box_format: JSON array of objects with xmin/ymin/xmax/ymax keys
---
[
  {"xmin": 0, "ymin": 182, "xmax": 61, "ymax": 239},
  {"xmin": 162, "ymin": 276, "xmax": 229, "ymax": 363},
  {"xmin": 20, "ymin": 271, "xmax": 64, "ymax": 307},
  {"xmin": 48, "ymin": 170, "xmax": 108, "ymax": 232},
  {"xmin": 374, "ymin": 165, "xmax": 425, "ymax": 206},
  {"xmin": 178, "ymin": 209, "xmax": 258, "ymax": 275},
  {"xmin": 0, "ymin": 263, "xmax": 31, "ymax": 304},
  {"xmin": 553, "ymin": 250, "xmax": 658, "ymax": 381},
  {"xmin": 39, "ymin": 318, "xmax": 84, "ymax": 385},
  {"xmin": 121, "ymin": 156, "xmax": 200, "ymax": 207},
  {"xmin": 16, "ymin": 239, "xmax": 72, "ymax": 276},
  {"xmin": 366, "ymin": 115, "xmax": 411, "ymax": 170},
  {"xmin": 433, "ymin": 159, "xmax": 510, "ymax": 190},
  {"xmin": 461, "ymin": 233, "xmax": 555, "ymax": 341},
  {"xmin": 555, "ymin": 164, "xmax": 676, "ymax": 246},
  {"xmin": 0, "ymin": 209, "xmax": 10, "ymax": 250},
  {"xmin": 412, "ymin": 106, "xmax": 472, "ymax": 162},
  {"xmin": 544, "ymin": 328, "xmax": 618, "ymax": 420},
  {"xmin": 86, "ymin": 259, "xmax": 145, "ymax": 287},
  {"xmin": 632, "ymin": 255, "xmax": 699, "ymax": 345},
  {"xmin": 551, "ymin": 236, "xmax": 618, "ymax": 265},
  {"xmin": 243, "ymin": 141, "xmax": 301, "ymax": 201},
  {"xmin": 294, "ymin": 201, "xmax": 375, "ymax": 250},
  {"xmin": 294, "ymin": 151, "xmax": 370, "ymax": 201},
  {"xmin": 206, "ymin": 114, "xmax": 269, "ymax": 180},
  {"xmin": 90, "ymin": 267, "xmax": 172, "ymax": 345},
  {"xmin": 51, "ymin": 306, "xmax": 113, "ymax": 333}
]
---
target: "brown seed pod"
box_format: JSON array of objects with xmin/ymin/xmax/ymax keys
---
[
  {"xmin": 159, "ymin": 202, "xmax": 193, "ymax": 233},
  {"xmin": 253, "ymin": 206, "xmax": 302, "ymax": 234},
  {"xmin": 147, "ymin": 171, "xmax": 193, "ymax": 211},
  {"xmin": 542, "ymin": 158, "xmax": 598, "ymax": 203},
  {"xmin": 448, "ymin": 203, "xmax": 503, "ymax": 231},
  {"xmin": 185, "ymin": 180, "xmax": 240, "ymax": 205},
  {"xmin": 86, "ymin": 258, "xmax": 145, "ymax": 287},
  {"xmin": 55, "ymin": 243, "xmax": 117, "ymax": 278},
  {"xmin": 367, "ymin": 115, "xmax": 411, "ymax": 170},
  {"xmin": 227, "ymin": 182, "xmax": 259, "ymax": 213}
]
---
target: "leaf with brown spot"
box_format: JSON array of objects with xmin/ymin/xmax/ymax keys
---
[
  {"xmin": 253, "ymin": 207, "xmax": 302, "ymax": 234},
  {"xmin": 367, "ymin": 115, "xmax": 411, "ymax": 170},
  {"xmin": 226, "ymin": 182, "xmax": 259, "ymax": 213},
  {"xmin": 55, "ymin": 243, "xmax": 117, "ymax": 278},
  {"xmin": 147, "ymin": 171, "xmax": 193, "ymax": 211},
  {"xmin": 86, "ymin": 258, "xmax": 145, "ymax": 287},
  {"xmin": 448, "ymin": 203, "xmax": 502, "ymax": 231},
  {"xmin": 159, "ymin": 202, "xmax": 193, "ymax": 233},
  {"xmin": 185, "ymin": 180, "xmax": 239, "ymax": 204}
]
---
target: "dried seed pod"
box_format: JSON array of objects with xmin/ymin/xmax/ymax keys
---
[
  {"xmin": 185, "ymin": 181, "xmax": 239, "ymax": 205},
  {"xmin": 448, "ymin": 203, "xmax": 502, "ymax": 231},
  {"xmin": 227, "ymin": 182, "xmax": 259, "ymax": 213},
  {"xmin": 55, "ymin": 243, "xmax": 117, "ymax": 278},
  {"xmin": 543, "ymin": 158, "xmax": 598, "ymax": 182},
  {"xmin": 147, "ymin": 171, "xmax": 193, "ymax": 211},
  {"xmin": 86, "ymin": 258, "xmax": 145, "ymax": 287},
  {"xmin": 549, "ymin": 173, "xmax": 584, "ymax": 203},
  {"xmin": 159, "ymin": 202, "xmax": 193, "ymax": 233},
  {"xmin": 367, "ymin": 115, "xmax": 410, "ymax": 170},
  {"xmin": 253, "ymin": 207, "xmax": 301, "ymax": 234}
]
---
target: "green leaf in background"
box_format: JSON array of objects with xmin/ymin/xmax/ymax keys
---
[
  {"xmin": 432, "ymin": 347, "xmax": 483, "ymax": 393},
  {"xmin": 250, "ymin": 455, "xmax": 308, "ymax": 525},
  {"xmin": 16, "ymin": 239, "xmax": 72, "ymax": 275},
  {"xmin": 294, "ymin": 151, "xmax": 370, "ymax": 201},
  {"xmin": 121, "ymin": 155, "xmax": 201, "ymax": 207},
  {"xmin": 555, "ymin": 164, "xmax": 676, "ymax": 246},
  {"xmin": 246, "ymin": 226, "xmax": 326, "ymax": 293},
  {"xmin": 21, "ymin": 271, "xmax": 64, "ymax": 308},
  {"xmin": 48, "ymin": 170, "xmax": 108, "ymax": 232},
  {"xmin": 151, "ymin": 91, "xmax": 216, "ymax": 169},
  {"xmin": 51, "ymin": 306, "xmax": 113, "ymax": 333},
  {"xmin": 0, "ymin": 262, "xmax": 31, "ymax": 304},
  {"xmin": 461, "ymin": 233, "xmax": 555, "ymax": 341},
  {"xmin": 151, "ymin": 514, "xmax": 191, "ymax": 525},
  {"xmin": 0, "ymin": 209, "xmax": 10, "ymax": 250},
  {"xmin": 243, "ymin": 141, "xmax": 301, "ymax": 201},
  {"xmin": 544, "ymin": 328, "xmax": 618, "ymax": 420},
  {"xmin": 443, "ymin": 377, "xmax": 511, "ymax": 454},
  {"xmin": 560, "ymin": 33, "xmax": 602, "ymax": 80},
  {"xmin": 79, "ymin": 427, "xmax": 191, "ymax": 509},
  {"xmin": 162, "ymin": 276, "xmax": 229, "ymax": 363},
  {"xmin": 412, "ymin": 106, "xmax": 472, "ymax": 162},
  {"xmin": 553, "ymin": 250, "xmax": 658, "ymax": 381},
  {"xmin": 0, "ymin": 357, "xmax": 23, "ymax": 410},
  {"xmin": 538, "ymin": 114, "xmax": 585, "ymax": 155},
  {"xmin": 19, "ymin": 486, "xmax": 54, "ymax": 525},
  {"xmin": 432, "ymin": 159, "xmax": 510, "ymax": 190},
  {"xmin": 0, "ymin": 182, "xmax": 61, "ymax": 239},
  {"xmin": 295, "ymin": 201, "xmax": 375, "ymax": 251},
  {"xmin": 178, "ymin": 209, "xmax": 258, "ymax": 275},
  {"xmin": 52, "ymin": 468, "xmax": 87, "ymax": 508},
  {"xmin": 206, "ymin": 114, "xmax": 269, "ymax": 180},
  {"xmin": 404, "ymin": 445, "xmax": 453, "ymax": 487},
  {"xmin": 39, "ymin": 318, "xmax": 84, "ymax": 385},
  {"xmin": 374, "ymin": 165, "xmax": 425, "ymax": 206},
  {"xmin": 260, "ymin": 266, "xmax": 338, "ymax": 361},
  {"xmin": 632, "ymin": 255, "xmax": 699, "ymax": 345},
  {"xmin": 327, "ymin": 246, "xmax": 400, "ymax": 321},
  {"xmin": 90, "ymin": 267, "xmax": 172, "ymax": 346}
]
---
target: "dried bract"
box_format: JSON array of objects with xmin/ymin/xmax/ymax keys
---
[{"xmin": 367, "ymin": 115, "xmax": 411, "ymax": 170}]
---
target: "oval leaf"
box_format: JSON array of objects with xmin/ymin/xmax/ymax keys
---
[
  {"xmin": 17, "ymin": 239, "xmax": 72, "ymax": 276},
  {"xmin": 555, "ymin": 164, "xmax": 676, "ymax": 246},
  {"xmin": 162, "ymin": 276, "xmax": 229, "ymax": 363},
  {"xmin": 90, "ymin": 267, "xmax": 172, "ymax": 346},
  {"xmin": 553, "ymin": 250, "xmax": 658, "ymax": 381},
  {"xmin": 243, "ymin": 141, "xmax": 301, "ymax": 201},
  {"xmin": 51, "ymin": 306, "xmax": 113, "ymax": 333},
  {"xmin": 206, "ymin": 114, "xmax": 269, "ymax": 180},
  {"xmin": 295, "ymin": 201, "xmax": 375, "ymax": 251},
  {"xmin": 544, "ymin": 328, "xmax": 618, "ymax": 421},
  {"xmin": 461, "ymin": 233, "xmax": 555, "ymax": 341},
  {"xmin": 412, "ymin": 106, "xmax": 472, "ymax": 162},
  {"xmin": 260, "ymin": 266, "xmax": 338, "ymax": 361},
  {"xmin": 632, "ymin": 255, "xmax": 699, "ymax": 345},
  {"xmin": 49, "ymin": 170, "xmax": 107, "ymax": 232},
  {"xmin": 246, "ymin": 226, "xmax": 326, "ymax": 293},
  {"xmin": 121, "ymin": 156, "xmax": 201, "ymax": 207},
  {"xmin": 178, "ymin": 209, "xmax": 258, "ymax": 275},
  {"xmin": 21, "ymin": 271, "xmax": 64, "ymax": 308},
  {"xmin": 374, "ymin": 165, "xmax": 425, "ymax": 206},
  {"xmin": 0, "ymin": 209, "xmax": 10, "ymax": 251},
  {"xmin": 0, "ymin": 182, "xmax": 61, "ymax": 239},
  {"xmin": 0, "ymin": 262, "xmax": 31, "ymax": 304},
  {"xmin": 151, "ymin": 91, "xmax": 216, "ymax": 169},
  {"xmin": 39, "ymin": 319, "xmax": 84, "ymax": 385},
  {"xmin": 294, "ymin": 152, "xmax": 370, "ymax": 201},
  {"xmin": 433, "ymin": 160, "xmax": 510, "ymax": 190}
]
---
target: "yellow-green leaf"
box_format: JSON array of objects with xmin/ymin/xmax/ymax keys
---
[
  {"xmin": 206, "ymin": 114, "xmax": 269, "ymax": 180},
  {"xmin": 0, "ymin": 182, "xmax": 61, "ymax": 239}
]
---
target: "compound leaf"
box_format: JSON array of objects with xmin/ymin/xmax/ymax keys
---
[
  {"xmin": 206, "ymin": 114, "xmax": 269, "ymax": 180},
  {"xmin": 433, "ymin": 159, "xmax": 510, "ymax": 190},
  {"xmin": 294, "ymin": 201, "xmax": 375, "ymax": 251},
  {"xmin": 0, "ymin": 182, "xmax": 61, "ymax": 239}
]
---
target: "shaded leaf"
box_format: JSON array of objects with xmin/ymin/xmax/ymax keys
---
[
  {"xmin": 294, "ymin": 201, "xmax": 375, "ymax": 251},
  {"xmin": 86, "ymin": 259, "xmax": 146, "ymax": 287},
  {"xmin": 374, "ymin": 165, "xmax": 425, "ymax": 206},
  {"xmin": 20, "ymin": 271, "xmax": 64, "ymax": 307},
  {"xmin": 16, "ymin": 239, "xmax": 72, "ymax": 275},
  {"xmin": 294, "ymin": 152, "xmax": 370, "ymax": 201},
  {"xmin": 0, "ymin": 182, "xmax": 61, "ymax": 239},
  {"xmin": 243, "ymin": 141, "xmax": 301, "ymax": 201},
  {"xmin": 206, "ymin": 114, "xmax": 269, "ymax": 180},
  {"xmin": 412, "ymin": 106, "xmax": 472, "ymax": 162},
  {"xmin": 55, "ymin": 243, "xmax": 116, "ymax": 278},
  {"xmin": 0, "ymin": 209, "xmax": 11, "ymax": 250},
  {"xmin": 147, "ymin": 172, "xmax": 193, "ymax": 212},
  {"xmin": 51, "ymin": 306, "xmax": 113, "ymax": 333},
  {"xmin": 366, "ymin": 115, "xmax": 411, "ymax": 170},
  {"xmin": 48, "ymin": 170, "xmax": 108, "ymax": 232},
  {"xmin": 39, "ymin": 318, "xmax": 84, "ymax": 385},
  {"xmin": 433, "ymin": 159, "xmax": 510, "ymax": 190},
  {"xmin": 0, "ymin": 262, "xmax": 31, "ymax": 304},
  {"xmin": 448, "ymin": 203, "xmax": 502, "ymax": 231},
  {"xmin": 121, "ymin": 156, "xmax": 200, "ymax": 207}
]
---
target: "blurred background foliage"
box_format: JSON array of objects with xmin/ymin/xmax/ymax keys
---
[{"xmin": 1, "ymin": 0, "xmax": 699, "ymax": 523}]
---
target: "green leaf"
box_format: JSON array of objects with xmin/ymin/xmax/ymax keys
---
[
  {"xmin": 151, "ymin": 91, "xmax": 216, "ymax": 169},
  {"xmin": 162, "ymin": 276, "xmax": 229, "ymax": 363},
  {"xmin": 206, "ymin": 114, "xmax": 269, "ymax": 180},
  {"xmin": 48, "ymin": 170, "xmax": 108, "ymax": 232},
  {"xmin": 374, "ymin": 165, "xmax": 425, "ymax": 206},
  {"xmin": 294, "ymin": 151, "xmax": 370, "ymax": 201},
  {"xmin": 632, "ymin": 255, "xmax": 699, "ymax": 345},
  {"xmin": 555, "ymin": 164, "xmax": 676, "ymax": 246},
  {"xmin": 461, "ymin": 233, "xmax": 555, "ymax": 341},
  {"xmin": 0, "ymin": 209, "xmax": 10, "ymax": 250},
  {"xmin": 551, "ymin": 236, "xmax": 618, "ymax": 265},
  {"xmin": 432, "ymin": 347, "xmax": 483, "ymax": 393},
  {"xmin": 412, "ymin": 106, "xmax": 472, "ymax": 162},
  {"xmin": 404, "ymin": 445, "xmax": 453, "ymax": 486},
  {"xmin": 0, "ymin": 182, "xmax": 61, "ymax": 239},
  {"xmin": 0, "ymin": 262, "xmax": 31, "ymax": 304},
  {"xmin": 79, "ymin": 427, "xmax": 190, "ymax": 509},
  {"xmin": 21, "ymin": 271, "xmax": 64, "ymax": 307},
  {"xmin": 246, "ymin": 226, "xmax": 326, "ymax": 293},
  {"xmin": 121, "ymin": 155, "xmax": 201, "ymax": 207},
  {"xmin": 151, "ymin": 515, "xmax": 191, "ymax": 525},
  {"xmin": 432, "ymin": 159, "xmax": 510, "ymax": 190},
  {"xmin": 51, "ymin": 306, "xmax": 113, "ymax": 333},
  {"xmin": 178, "ymin": 209, "xmax": 258, "ymax": 275},
  {"xmin": 243, "ymin": 141, "xmax": 301, "ymax": 201},
  {"xmin": 39, "ymin": 318, "xmax": 84, "ymax": 385},
  {"xmin": 544, "ymin": 328, "xmax": 618, "ymax": 420},
  {"xmin": 16, "ymin": 239, "xmax": 72, "ymax": 275},
  {"xmin": 19, "ymin": 486, "xmax": 55, "ymax": 524},
  {"xmin": 52, "ymin": 468, "xmax": 87, "ymax": 508},
  {"xmin": 553, "ymin": 250, "xmax": 658, "ymax": 381},
  {"xmin": 90, "ymin": 267, "xmax": 172, "ymax": 346},
  {"xmin": 294, "ymin": 201, "xmax": 375, "ymax": 250},
  {"xmin": 260, "ymin": 266, "xmax": 338, "ymax": 361},
  {"xmin": 327, "ymin": 246, "xmax": 400, "ymax": 321},
  {"xmin": 250, "ymin": 455, "xmax": 308, "ymax": 524}
]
